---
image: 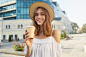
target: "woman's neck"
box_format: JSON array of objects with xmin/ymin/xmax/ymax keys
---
[{"xmin": 39, "ymin": 25, "xmax": 43, "ymax": 33}]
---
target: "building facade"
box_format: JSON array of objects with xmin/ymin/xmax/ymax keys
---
[
  {"xmin": 0, "ymin": 0, "xmax": 71, "ymax": 41},
  {"xmin": 52, "ymin": 1, "xmax": 72, "ymax": 33},
  {"xmin": 62, "ymin": 15, "xmax": 72, "ymax": 33},
  {"xmin": 0, "ymin": 0, "xmax": 53, "ymax": 20}
]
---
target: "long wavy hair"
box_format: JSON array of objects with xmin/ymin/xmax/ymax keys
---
[{"xmin": 32, "ymin": 7, "xmax": 52, "ymax": 36}]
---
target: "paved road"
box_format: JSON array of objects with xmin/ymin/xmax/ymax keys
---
[
  {"xmin": 0, "ymin": 36, "xmax": 86, "ymax": 57},
  {"xmin": 0, "ymin": 40, "xmax": 24, "ymax": 49},
  {"xmin": 61, "ymin": 37, "xmax": 86, "ymax": 57},
  {"xmin": 0, "ymin": 40, "xmax": 25, "ymax": 57}
]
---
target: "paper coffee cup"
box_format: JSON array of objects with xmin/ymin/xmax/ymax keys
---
[{"xmin": 26, "ymin": 26, "xmax": 35, "ymax": 38}]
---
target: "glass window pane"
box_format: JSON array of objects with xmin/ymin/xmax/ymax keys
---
[
  {"xmin": 21, "ymin": 8, "xmax": 23, "ymax": 14},
  {"xmin": 27, "ymin": 8, "xmax": 29, "ymax": 14}
]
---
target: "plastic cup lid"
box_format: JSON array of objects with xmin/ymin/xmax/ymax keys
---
[{"xmin": 27, "ymin": 26, "xmax": 35, "ymax": 28}]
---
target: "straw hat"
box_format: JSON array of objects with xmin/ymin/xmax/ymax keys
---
[{"xmin": 29, "ymin": 2, "xmax": 54, "ymax": 22}]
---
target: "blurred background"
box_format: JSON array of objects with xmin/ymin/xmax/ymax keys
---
[{"xmin": 0, "ymin": 0, "xmax": 86, "ymax": 57}]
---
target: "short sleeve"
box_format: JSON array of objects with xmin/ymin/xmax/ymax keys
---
[{"xmin": 24, "ymin": 44, "xmax": 27, "ymax": 55}]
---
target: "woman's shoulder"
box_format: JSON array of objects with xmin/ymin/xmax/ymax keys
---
[
  {"xmin": 52, "ymin": 29, "xmax": 60, "ymax": 36},
  {"xmin": 52, "ymin": 29, "xmax": 60, "ymax": 44}
]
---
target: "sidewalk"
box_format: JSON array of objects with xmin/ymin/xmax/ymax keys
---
[
  {"xmin": 61, "ymin": 37, "xmax": 86, "ymax": 57},
  {"xmin": 1, "ymin": 39, "xmax": 25, "ymax": 43},
  {"xmin": 4, "ymin": 49, "xmax": 25, "ymax": 56},
  {"xmin": 0, "ymin": 49, "xmax": 13, "ymax": 52},
  {"xmin": 0, "ymin": 49, "xmax": 25, "ymax": 57},
  {"xmin": 0, "ymin": 40, "xmax": 25, "ymax": 57},
  {"xmin": 1, "ymin": 36, "xmax": 86, "ymax": 57},
  {"xmin": 0, "ymin": 54, "xmax": 25, "ymax": 57}
]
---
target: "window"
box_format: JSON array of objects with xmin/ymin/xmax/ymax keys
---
[
  {"xmin": 23, "ymin": 34, "xmax": 25, "ymax": 39},
  {"xmin": 18, "ymin": 25, "xmax": 20, "ymax": 29},
  {"xmin": 0, "ymin": 8, "xmax": 2, "ymax": 11},
  {"xmin": 6, "ymin": 1, "xmax": 8, "ymax": 2},
  {"xmin": 21, "ymin": 24, "xmax": 23, "ymax": 29},
  {"xmin": 18, "ymin": 24, "xmax": 23, "ymax": 29},
  {"xmin": 3, "ymin": 35, "xmax": 6, "ymax": 40},
  {"xmin": 6, "ymin": 25, "xmax": 10, "ymax": 29},
  {"xmin": 10, "ymin": 35, "xmax": 13, "ymax": 38},
  {"xmin": 15, "ymin": 34, "xmax": 17, "ymax": 40},
  {"xmin": 54, "ymin": 25, "xmax": 55, "ymax": 28},
  {"xmin": 43, "ymin": 0, "xmax": 46, "ymax": 1},
  {"xmin": 6, "ymin": 25, "xmax": 7, "ymax": 29},
  {"xmin": 18, "ymin": 10, "xmax": 21, "ymax": 13},
  {"xmin": 8, "ymin": 25, "xmax": 10, "ymax": 29},
  {"xmin": 52, "ymin": 25, "xmax": 53, "ymax": 28}
]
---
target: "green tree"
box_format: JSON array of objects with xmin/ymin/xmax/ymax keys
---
[
  {"xmin": 61, "ymin": 33, "xmax": 63, "ymax": 37},
  {"xmin": 71, "ymin": 22, "xmax": 79, "ymax": 32},
  {"xmin": 81, "ymin": 23, "xmax": 86, "ymax": 33},
  {"xmin": 8, "ymin": 35, "xmax": 11, "ymax": 42},
  {"xmin": 60, "ymin": 33, "xmax": 64, "ymax": 39},
  {"xmin": 60, "ymin": 31, "xmax": 66, "ymax": 39},
  {"xmin": 64, "ymin": 31, "xmax": 66, "ymax": 38}
]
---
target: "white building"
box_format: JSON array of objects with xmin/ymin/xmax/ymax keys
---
[
  {"xmin": 52, "ymin": 1, "xmax": 72, "ymax": 33},
  {"xmin": 0, "ymin": 0, "xmax": 72, "ymax": 41}
]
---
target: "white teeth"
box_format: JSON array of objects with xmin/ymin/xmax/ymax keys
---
[
  {"xmin": 39, "ymin": 20, "xmax": 41, "ymax": 21},
  {"xmin": 38, "ymin": 20, "xmax": 41, "ymax": 22}
]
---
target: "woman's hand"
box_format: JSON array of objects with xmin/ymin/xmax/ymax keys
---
[{"xmin": 25, "ymin": 30, "xmax": 35, "ymax": 47}]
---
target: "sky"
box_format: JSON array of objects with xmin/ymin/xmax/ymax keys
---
[{"xmin": 53, "ymin": 0, "xmax": 86, "ymax": 28}]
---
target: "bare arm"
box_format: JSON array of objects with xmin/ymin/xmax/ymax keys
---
[
  {"xmin": 25, "ymin": 46, "xmax": 31, "ymax": 57},
  {"xmin": 25, "ymin": 30, "xmax": 35, "ymax": 57},
  {"xmin": 52, "ymin": 30, "xmax": 60, "ymax": 44}
]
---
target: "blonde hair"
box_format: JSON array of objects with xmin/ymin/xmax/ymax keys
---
[{"xmin": 32, "ymin": 7, "xmax": 52, "ymax": 36}]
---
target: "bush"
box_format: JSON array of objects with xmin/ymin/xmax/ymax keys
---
[
  {"xmin": 60, "ymin": 31, "xmax": 66, "ymax": 39},
  {"xmin": 64, "ymin": 31, "xmax": 66, "ymax": 38},
  {"xmin": 69, "ymin": 32, "xmax": 72, "ymax": 34},
  {"xmin": 60, "ymin": 33, "xmax": 64, "ymax": 39},
  {"xmin": 8, "ymin": 35, "xmax": 11, "ymax": 42},
  {"xmin": 13, "ymin": 43, "xmax": 25, "ymax": 51},
  {"xmin": 61, "ymin": 33, "xmax": 63, "ymax": 37},
  {"xmin": 60, "ymin": 37, "xmax": 64, "ymax": 39}
]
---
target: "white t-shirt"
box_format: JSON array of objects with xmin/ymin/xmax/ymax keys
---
[{"xmin": 24, "ymin": 36, "xmax": 62, "ymax": 57}]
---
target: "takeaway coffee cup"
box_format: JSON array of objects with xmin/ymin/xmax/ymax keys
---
[{"xmin": 26, "ymin": 26, "xmax": 35, "ymax": 38}]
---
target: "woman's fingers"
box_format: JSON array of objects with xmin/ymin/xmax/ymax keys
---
[
  {"xmin": 25, "ymin": 35, "xmax": 29, "ymax": 39},
  {"xmin": 25, "ymin": 30, "xmax": 27, "ymax": 32},
  {"xmin": 25, "ymin": 30, "xmax": 29, "ymax": 39},
  {"xmin": 25, "ymin": 32, "xmax": 29, "ymax": 35},
  {"xmin": 25, "ymin": 30, "xmax": 29, "ymax": 35},
  {"xmin": 25, "ymin": 30, "xmax": 27, "ymax": 35}
]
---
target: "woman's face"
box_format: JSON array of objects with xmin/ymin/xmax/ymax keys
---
[{"xmin": 35, "ymin": 8, "xmax": 45, "ymax": 25}]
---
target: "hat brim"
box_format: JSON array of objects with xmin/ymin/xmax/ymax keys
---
[{"xmin": 29, "ymin": 2, "xmax": 54, "ymax": 22}]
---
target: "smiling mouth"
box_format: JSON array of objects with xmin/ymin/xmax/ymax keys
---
[{"xmin": 37, "ymin": 20, "xmax": 42, "ymax": 22}]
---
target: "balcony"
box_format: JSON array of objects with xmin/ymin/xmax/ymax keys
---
[
  {"xmin": 0, "ymin": 1, "xmax": 16, "ymax": 7},
  {"xmin": 0, "ymin": 8, "xmax": 16, "ymax": 13},
  {"xmin": 3, "ymin": 15, "xmax": 16, "ymax": 19}
]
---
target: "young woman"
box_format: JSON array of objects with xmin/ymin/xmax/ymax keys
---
[{"xmin": 24, "ymin": 2, "xmax": 61, "ymax": 57}]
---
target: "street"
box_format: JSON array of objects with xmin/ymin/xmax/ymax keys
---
[
  {"xmin": 0, "ymin": 34, "xmax": 86, "ymax": 57},
  {"xmin": 61, "ymin": 36, "xmax": 86, "ymax": 57},
  {"xmin": 0, "ymin": 40, "xmax": 25, "ymax": 57}
]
